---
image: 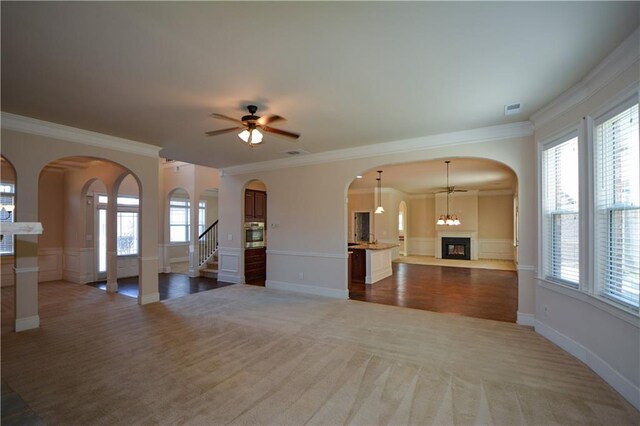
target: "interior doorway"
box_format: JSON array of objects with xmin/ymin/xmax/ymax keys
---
[{"xmin": 353, "ymin": 211, "xmax": 371, "ymax": 242}]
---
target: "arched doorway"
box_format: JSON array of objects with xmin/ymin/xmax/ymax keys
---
[
  {"xmin": 346, "ymin": 157, "xmax": 519, "ymax": 322},
  {"xmin": 243, "ymin": 180, "xmax": 267, "ymax": 285},
  {"xmin": 1, "ymin": 156, "xmax": 17, "ymax": 334}
]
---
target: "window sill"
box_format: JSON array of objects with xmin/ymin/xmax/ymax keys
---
[{"xmin": 537, "ymin": 277, "xmax": 639, "ymax": 327}]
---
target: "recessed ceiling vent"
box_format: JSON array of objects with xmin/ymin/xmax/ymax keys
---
[
  {"xmin": 504, "ymin": 103, "xmax": 522, "ymax": 116},
  {"xmin": 283, "ymin": 149, "xmax": 309, "ymax": 156}
]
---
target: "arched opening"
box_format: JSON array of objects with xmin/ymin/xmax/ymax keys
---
[
  {"xmin": 36, "ymin": 156, "xmax": 143, "ymax": 300},
  {"xmin": 346, "ymin": 157, "xmax": 519, "ymax": 322},
  {"xmin": 1, "ymin": 156, "xmax": 17, "ymax": 334},
  {"xmin": 243, "ymin": 180, "xmax": 267, "ymax": 285},
  {"xmin": 398, "ymin": 201, "xmax": 407, "ymax": 256}
]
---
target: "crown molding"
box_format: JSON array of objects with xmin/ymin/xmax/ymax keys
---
[
  {"xmin": 531, "ymin": 27, "xmax": 640, "ymax": 129},
  {"xmin": 1, "ymin": 112, "xmax": 162, "ymax": 158},
  {"xmin": 220, "ymin": 121, "xmax": 533, "ymax": 176}
]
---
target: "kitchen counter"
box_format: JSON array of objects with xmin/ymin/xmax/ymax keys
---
[
  {"xmin": 349, "ymin": 243, "xmax": 398, "ymax": 284},
  {"xmin": 349, "ymin": 242, "xmax": 399, "ymax": 250}
]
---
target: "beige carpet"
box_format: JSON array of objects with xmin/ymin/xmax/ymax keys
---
[
  {"xmin": 2, "ymin": 281, "xmax": 638, "ymax": 425},
  {"xmin": 395, "ymin": 255, "xmax": 517, "ymax": 271}
]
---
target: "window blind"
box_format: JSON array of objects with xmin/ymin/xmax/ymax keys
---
[
  {"xmin": 543, "ymin": 136, "xmax": 580, "ymax": 285},
  {"xmin": 595, "ymin": 102, "xmax": 639, "ymax": 309}
]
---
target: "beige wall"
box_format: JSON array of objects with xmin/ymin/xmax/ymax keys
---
[
  {"xmin": 408, "ymin": 195, "xmax": 435, "ymax": 238},
  {"xmin": 38, "ymin": 170, "xmax": 64, "ymax": 249},
  {"xmin": 435, "ymin": 191, "xmax": 478, "ymax": 232},
  {"xmin": 478, "ymin": 193, "xmax": 514, "ymax": 239},
  {"xmin": 346, "ymin": 190, "xmax": 373, "ymax": 242}
]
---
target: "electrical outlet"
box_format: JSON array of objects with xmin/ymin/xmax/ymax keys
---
[{"xmin": 227, "ymin": 234, "xmax": 233, "ymax": 241}]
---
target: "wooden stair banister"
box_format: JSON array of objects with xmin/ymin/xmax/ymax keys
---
[{"xmin": 198, "ymin": 220, "xmax": 219, "ymax": 266}]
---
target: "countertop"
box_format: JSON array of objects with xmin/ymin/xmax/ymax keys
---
[{"xmin": 349, "ymin": 243, "xmax": 400, "ymax": 250}]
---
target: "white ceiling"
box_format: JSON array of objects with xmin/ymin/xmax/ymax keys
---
[
  {"xmin": 2, "ymin": 2, "xmax": 638, "ymax": 169},
  {"xmin": 348, "ymin": 158, "xmax": 516, "ymax": 194}
]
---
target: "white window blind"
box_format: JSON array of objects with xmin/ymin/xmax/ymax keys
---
[
  {"xmin": 543, "ymin": 136, "xmax": 580, "ymax": 285},
  {"xmin": 595, "ymin": 102, "xmax": 639, "ymax": 309}
]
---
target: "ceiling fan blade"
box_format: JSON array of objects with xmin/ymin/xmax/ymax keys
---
[
  {"xmin": 258, "ymin": 114, "xmax": 285, "ymax": 126},
  {"xmin": 209, "ymin": 113, "xmax": 244, "ymax": 125},
  {"xmin": 205, "ymin": 127, "xmax": 243, "ymax": 136},
  {"xmin": 261, "ymin": 126, "xmax": 300, "ymax": 139},
  {"xmin": 452, "ymin": 189, "xmax": 468, "ymax": 192}
]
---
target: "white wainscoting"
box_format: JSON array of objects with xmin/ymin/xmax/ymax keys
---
[
  {"xmin": 217, "ymin": 247, "xmax": 242, "ymax": 284},
  {"xmin": 478, "ymin": 238, "xmax": 514, "ymax": 260},
  {"xmin": 407, "ymin": 237, "xmax": 435, "ymax": 256},
  {"xmin": 38, "ymin": 247, "xmax": 63, "ymax": 282},
  {"xmin": 158, "ymin": 243, "xmax": 171, "ymax": 273},
  {"xmin": 117, "ymin": 255, "xmax": 139, "ymax": 278},
  {"xmin": 63, "ymin": 247, "xmax": 95, "ymax": 284}
]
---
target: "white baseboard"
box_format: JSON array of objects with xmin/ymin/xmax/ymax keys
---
[
  {"xmin": 159, "ymin": 266, "xmax": 172, "ymax": 273},
  {"xmin": 517, "ymin": 311, "xmax": 535, "ymax": 327},
  {"xmin": 535, "ymin": 319, "xmax": 640, "ymax": 411},
  {"xmin": 217, "ymin": 272, "xmax": 241, "ymax": 284},
  {"xmin": 266, "ymin": 280, "xmax": 348, "ymax": 299},
  {"xmin": 15, "ymin": 315, "xmax": 40, "ymax": 332},
  {"xmin": 139, "ymin": 292, "xmax": 160, "ymax": 305}
]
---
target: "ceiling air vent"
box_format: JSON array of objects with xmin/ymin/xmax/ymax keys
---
[
  {"xmin": 283, "ymin": 149, "xmax": 309, "ymax": 156},
  {"xmin": 504, "ymin": 103, "xmax": 522, "ymax": 116}
]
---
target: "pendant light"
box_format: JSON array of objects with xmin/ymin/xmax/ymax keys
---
[
  {"xmin": 436, "ymin": 161, "xmax": 461, "ymax": 226},
  {"xmin": 375, "ymin": 170, "xmax": 385, "ymax": 214}
]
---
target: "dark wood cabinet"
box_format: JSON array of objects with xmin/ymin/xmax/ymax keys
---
[
  {"xmin": 351, "ymin": 249, "xmax": 365, "ymax": 283},
  {"xmin": 244, "ymin": 189, "xmax": 266, "ymax": 222},
  {"xmin": 245, "ymin": 247, "xmax": 266, "ymax": 282}
]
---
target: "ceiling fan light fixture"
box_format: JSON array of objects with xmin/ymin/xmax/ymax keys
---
[{"xmin": 238, "ymin": 128, "xmax": 263, "ymax": 145}]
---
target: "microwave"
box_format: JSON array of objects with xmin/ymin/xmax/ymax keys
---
[{"xmin": 244, "ymin": 222, "xmax": 265, "ymax": 248}]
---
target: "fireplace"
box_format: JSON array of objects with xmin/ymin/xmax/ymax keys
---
[{"xmin": 441, "ymin": 237, "xmax": 471, "ymax": 260}]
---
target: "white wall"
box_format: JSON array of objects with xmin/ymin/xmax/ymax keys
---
[
  {"xmin": 532, "ymin": 30, "xmax": 639, "ymax": 409},
  {"xmin": 218, "ymin": 132, "xmax": 537, "ymax": 307}
]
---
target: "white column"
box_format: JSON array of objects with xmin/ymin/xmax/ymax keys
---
[{"xmin": 106, "ymin": 185, "xmax": 118, "ymax": 293}]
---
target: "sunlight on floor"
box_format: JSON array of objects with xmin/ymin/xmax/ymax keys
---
[{"xmin": 394, "ymin": 255, "xmax": 516, "ymax": 271}]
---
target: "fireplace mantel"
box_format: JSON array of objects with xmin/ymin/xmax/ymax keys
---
[{"xmin": 436, "ymin": 231, "xmax": 478, "ymax": 260}]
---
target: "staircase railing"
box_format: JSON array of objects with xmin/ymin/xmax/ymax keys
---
[{"xmin": 198, "ymin": 220, "xmax": 218, "ymax": 266}]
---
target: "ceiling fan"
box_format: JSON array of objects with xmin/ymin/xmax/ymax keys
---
[
  {"xmin": 205, "ymin": 105, "xmax": 300, "ymax": 147},
  {"xmin": 435, "ymin": 160, "xmax": 468, "ymax": 194}
]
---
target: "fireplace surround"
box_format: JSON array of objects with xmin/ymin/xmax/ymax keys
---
[{"xmin": 442, "ymin": 237, "xmax": 471, "ymax": 260}]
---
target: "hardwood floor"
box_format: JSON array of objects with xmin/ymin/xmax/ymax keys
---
[
  {"xmin": 88, "ymin": 273, "xmax": 235, "ymax": 301},
  {"xmin": 349, "ymin": 262, "xmax": 518, "ymax": 323}
]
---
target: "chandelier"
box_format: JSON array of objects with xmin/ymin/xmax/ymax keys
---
[{"xmin": 436, "ymin": 161, "xmax": 461, "ymax": 226}]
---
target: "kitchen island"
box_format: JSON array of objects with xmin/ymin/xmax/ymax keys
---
[{"xmin": 349, "ymin": 242, "xmax": 399, "ymax": 284}]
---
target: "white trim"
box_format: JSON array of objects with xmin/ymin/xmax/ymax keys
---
[
  {"xmin": 516, "ymin": 312, "xmax": 535, "ymax": 327},
  {"xmin": 1, "ymin": 112, "xmax": 161, "ymax": 158},
  {"xmin": 139, "ymin": 292, "xmax": 160, "ymax": 305},
  {"xmin": 478, "ymin": 238, "xmax": 514, "ymax": 261},
  {"xmin": 531, "ymin": 28, "xmax": 639, "ymax": 129},
  {"xmin": 266, "ymin": 280, "xmax": 348, "ymax": 299},
  {"xmin": 517, "ymin": 264, "xmax": 536, "ymax": 272},
  {"xmin": 221, "ymin": 121, "xmax": 533, "ymax": 175},
  {"xmin": 0, "ymin": 222, "xmax": 43, "ymax": 235},
  {"xmin": 407, "ymin": 237, "xmax": 436, "ymax": 256},
  {"xmin": 217, "ymin": 272, "xmax": 241, "ymax": 284},
  {"xmin": 266, "ymin": 249, "xmax": 347, "ymax": 260},
  {"xmin": 13, "ymin": 266, "xmax": 39, "ymax": 274},
  {"xmin": 537, "ymin": 279, "xmax": 639, "ymax": 327},
  {"xmin": 138, "ymin": 256, "xmax": 159, "ymax": 262},
  {"xmin": 170, "ymin": 256, "xmax": 189, "ymax": 263},
  {"xmin": 535, "ymin": 319, "xmax": 640, "ymax": 411},
  {"xmin": 15, "ymin": 315, "xmax": 40, "ymax": 332},
  {"xmin": 477, "ymin": 189, "xmax": 514, "ymax": 197}
]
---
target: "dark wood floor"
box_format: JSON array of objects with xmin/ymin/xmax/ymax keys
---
[
  {"xmin": 349, "ymin": 263, "xmax": 518, "ymax": 322},
  {"xmin": 88, "ymin": 273, "xmax": 234, "ymax": 301}
]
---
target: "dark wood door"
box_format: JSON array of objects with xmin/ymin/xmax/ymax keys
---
[
  {"xmin": 245, "ymin": 190, "xmax": 255, "ymax": 221},
  {"xmin": 245, "ymin": 247, "xmax": 266, "ymax": 282},
  {"xmin": 351, "ymin": 249, "xmax": 365, "ymax": 283},
  {"xmin": 254, "ymin": 191, "xmax": 266, "ymax": 221}
]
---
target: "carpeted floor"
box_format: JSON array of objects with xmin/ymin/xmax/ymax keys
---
[
  {"xmin": 395, "ymin": 255, "xmax": 516, "ymax": 271},
  {"xmin": 2, "ymin": 281, "xmax": 638, "ymax": 425}
]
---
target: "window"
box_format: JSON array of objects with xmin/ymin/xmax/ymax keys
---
[
  {"xmin": 0, "ymin": 183, "xmax": 15, "ymax": 255},
  {"xmin": 594, "ymin": 102, "xmax": 639, "ymax": 309},
  {"xmin": 398, "ymin": 212, "xmax": 404, "ymax": 232},
  {"xmin": 542, "ymin": 135, "xmax": 580, "ymax": 286},
  {"xmin": 117, "ymin": 211, "xmax": 138, "ymax": 255},
  {"xmin": 170, "ymin": 199, "xmax": 190, "ymax": 242},
  {"xmin": 198, "ymin": 201, "xmax": 206, "ymax": 236}
]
